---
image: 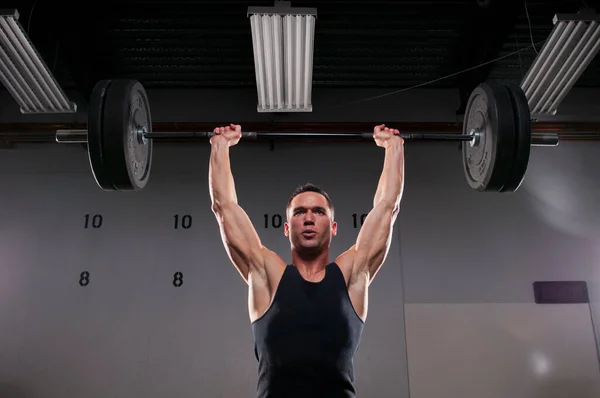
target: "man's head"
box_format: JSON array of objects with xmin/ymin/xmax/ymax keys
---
[{"xmin": 284, "ymin": 183, "xmax": 337, "ymax": 254}]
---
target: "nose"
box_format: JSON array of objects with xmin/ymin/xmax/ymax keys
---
[{"xmin": 303, "ymin": 211, "xmax": 315, "ymax": 225}]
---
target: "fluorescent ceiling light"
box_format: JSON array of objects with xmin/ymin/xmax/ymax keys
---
[
  {"xmin": 520, "ymin": 8, "xmax": 600, "ymax": 118},
  {"xmin": 248, "ymin": 1, "xmax": 317, "ymax": 113},
  {"xmin": 0, "ymin": 9, "xmax": 76, "ymax": 114}
]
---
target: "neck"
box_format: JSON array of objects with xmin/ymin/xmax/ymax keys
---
[{"xmin": 291, "ymin": 248, "xmax": 330, "ymax": 275}]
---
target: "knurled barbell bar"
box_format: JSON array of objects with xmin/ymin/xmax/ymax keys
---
[{"xmin": 54, "ymin": 79, "xmax": 559, "ymax": 193}]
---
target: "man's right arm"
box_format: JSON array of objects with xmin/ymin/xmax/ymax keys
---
[{"xmin": 208, "ymin": 125, "xmax": 265, "ymax": 284}]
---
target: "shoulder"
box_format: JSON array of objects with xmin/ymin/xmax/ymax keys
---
[
  {"xmin": 334, "ymin": 246, "xmax": 357, "ymax": 286},
  {"xmin": 261, "ymin": 247, "xmax": 288, "ymax": 283},
  {"xmin": 335, "ymin": 246, "xmax": 370, "ymax": 287},
  {"xmin": 261, "ymin": 247, "xmax": 287, "ymax": 273}
]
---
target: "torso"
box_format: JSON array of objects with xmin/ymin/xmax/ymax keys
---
[{"xmin": 248, "ymin": 249, "xmax": 367, "ymax": 324}]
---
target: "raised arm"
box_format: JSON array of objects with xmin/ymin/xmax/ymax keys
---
[
  {"xmin": 209, "ymin": 124, "xmax": 266, "ymax": 284},
  {"xmin": 337, "ymin": 124, "xmax": 404, "ymax": 285}
]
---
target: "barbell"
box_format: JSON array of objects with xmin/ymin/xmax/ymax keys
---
[{"xmin": 54, "ymin": 79, "xmax": 559, "ymax": 193}]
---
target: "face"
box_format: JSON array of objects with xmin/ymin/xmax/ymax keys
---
[{"xmin": 284, "ymin": 192, "xmax": 337, "ymax": 253}]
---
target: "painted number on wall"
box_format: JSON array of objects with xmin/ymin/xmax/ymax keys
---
[
  {"xmin": 173, "ymin": 272, "xmax": 183, "ymax": 287},
  {"xmin": 352, "ymin": 213, "xmax": 368, "ymax": 228},
  {"xmin": 78, "ymin": 271, "xmax": 185, "ymax": 287},
  {"xmin": 79, "ymin": 271, "xmax": 90, "ymax": 287},
  {"xmin": 84, "ymin": 214, "xmax": 103, "ymax": 229},
  {"xmin": 263, "ymin": 213, "xmax": 369, "ymax": 228},
  {"xmin": 174, "ymin": 214, "xmax": 193, "ymax": 229},
  {"xmin": 77, "ymin": 211, "xmax": 370, "ymax": 288},
  {"xmin": 264, "ymin": 214, "xmax": 283, "ymax": 228}
]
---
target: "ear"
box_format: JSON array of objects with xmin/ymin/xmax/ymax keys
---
[
  {"xmin": 284, "ymin": 221, "xmax": 290, "ymax": 237},
  {"xmin": 331, "ymin": 221, "xmax": 338, "ymax": 236}
]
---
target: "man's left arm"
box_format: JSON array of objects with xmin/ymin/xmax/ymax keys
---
[{"xmin": 338, "ymin": 124, "xmax": 404, "ymax": 285}]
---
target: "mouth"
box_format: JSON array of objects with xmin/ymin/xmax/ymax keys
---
[{"xmin": 302, "ymin": 230, "xmax": 317, "ymax": 238}]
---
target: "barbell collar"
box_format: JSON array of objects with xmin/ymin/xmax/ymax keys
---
[
  {"xmin": 55, "ymin": 129, "xmax": 559, "ymax": 146},
  {"xmin": 530, "ymin": 132, "xmax": 560, "ymax": 146},
  {"xmin": 56, "ymin": 129, "xmax": 88, "ymax": 143}
]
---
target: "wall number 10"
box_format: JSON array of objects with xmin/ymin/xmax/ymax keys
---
[
  {"xmin": 84, "ymin": 214, "xmax": 103, "ymax": 229},
  {"xmin": 264, "ymin": 214, "xmax": 283, "ymax": 228},
  {"xmin": 174, "ymin": 214, "xmax": 192, "ymax": 229},
  {"xmin": 352, "ymin": 213, "xmax": 367, "ymax": 228}
]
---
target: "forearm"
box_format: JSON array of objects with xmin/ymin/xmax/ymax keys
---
[
  {"xmin": 209, "ymin": 138, "xmax": 238, "ymax": 211},
  {"xmin": 372, "ymin": 137, "xmax": 404, "ymax": 209}
]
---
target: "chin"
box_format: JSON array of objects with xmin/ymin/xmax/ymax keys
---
[
  {"xmin": 292, "ymin": 240, "xmax": 314, "ymax": 249},
  {"xmin": 300, "ymin": 243, "xmax": 323, "ymax": 253}
]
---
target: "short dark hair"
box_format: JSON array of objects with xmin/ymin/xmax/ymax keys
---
[{"xmin": 286, "ymin": 183, "xmax": 335, "ymax": 220}]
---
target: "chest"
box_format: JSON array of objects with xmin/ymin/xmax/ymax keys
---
[{"xmin": 267, "ymin": 278, "xmax": 359, "ymax": 334}]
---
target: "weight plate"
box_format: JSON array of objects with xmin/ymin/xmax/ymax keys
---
[
  {"xmin": 101, "ymin": 79, "xmax": 153, "ymax": 191},
  {"xmin": 501, "ymin": 82, "xmax": 531, "ymax": 192},
  {"xmin": 87, "ymin": 79, "xmax": 116, "ymax": 191},
  {"xmin": 462, "ymin": 81, "xmax": 516, "ymax": 192}
]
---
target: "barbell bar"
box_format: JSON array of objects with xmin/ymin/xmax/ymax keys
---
[
  {"xmin": 53, "ymin": 78, "xmax": 559, "ymax": 193},
  {"xmin": 55, "ymin": 128, "xmax": 559, "ymax": 146}
]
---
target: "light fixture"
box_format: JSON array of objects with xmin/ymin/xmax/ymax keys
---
[
  {"xmin": 520, "ymin": 8, "xmax": 600, "ymax": 118},
  {"xmin": 248, "ymin": 1, "xmax": 316, "ymax": 113},
  {"xmin": 0, "ymin": 9, "xmax": 76, "ymax": 114}
]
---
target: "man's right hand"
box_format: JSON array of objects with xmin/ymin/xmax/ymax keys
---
[
  {"xmin": 373, "ymin": 124, "xmax": 403, "ymax": 148},
  {"xmin": 210, "ymin": 124, "xmax": 242, "ymax": 147}
]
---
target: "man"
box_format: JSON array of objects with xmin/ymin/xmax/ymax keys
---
[{"xmin": 209, "ymin": 124, "xmax": 404, "ymax": 397}]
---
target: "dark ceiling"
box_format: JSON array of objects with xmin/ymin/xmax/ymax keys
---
[{"xmin": 4, "ymin": 0, "xmax": 600, "ymax": 112}]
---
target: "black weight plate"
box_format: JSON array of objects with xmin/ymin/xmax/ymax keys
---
[
  {"xmin": 87, "ymin": 79, "xmax": 116, "ymax": 191},
  {"xmin": 501, "ymin": 82, "xmax": 531, "ymax": 192},
  {"xmin": 462, "ymin": 81, "xmax": 516, "ymax": 192},
  {"xmin": 101, "ymin": 79, "xmax": 153, "ymax": 191}
]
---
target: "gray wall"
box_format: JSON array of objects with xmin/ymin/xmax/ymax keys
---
[{"xmin": 0, "ymin": 84, "xmax": 600, "ymax": 398}]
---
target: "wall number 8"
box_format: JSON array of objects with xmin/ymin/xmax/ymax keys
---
[
  {"xmin": 79, "ymin": 271, "xmax": 90, "ymax": 287},
  {"xmin": 173, "ymin": 272, "xmax": 183, "ymax": 287}
]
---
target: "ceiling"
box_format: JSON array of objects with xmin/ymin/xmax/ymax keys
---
[{"xmin": 6, "ymin": 0, "xmax": 599, "ymax": 112}]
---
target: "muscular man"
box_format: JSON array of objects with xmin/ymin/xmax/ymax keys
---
[{"xmin": 209, "ymin": 124, "xmax": 404, "ymax": 398}]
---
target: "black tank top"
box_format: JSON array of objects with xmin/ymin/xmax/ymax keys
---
[{"xmin": 251, "ymin": 262, "xmax": 365, "ymax": 398}]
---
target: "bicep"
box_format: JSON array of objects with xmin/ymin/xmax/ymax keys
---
[{"xmin": 213, "ymin": 202, "xmax": 266, "ymax": 283}]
